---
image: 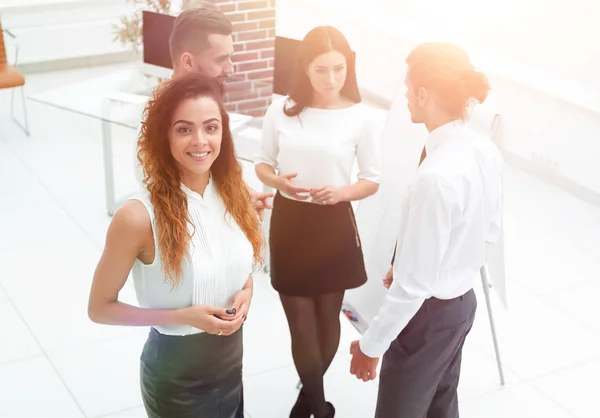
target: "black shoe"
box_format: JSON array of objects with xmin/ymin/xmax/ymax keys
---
[
  {"xmin": 289, "ymin": 389, "xmax": 311, "ymax": 418},
  {"xmin": 325, "ymin": 402, "xmax": 335, "ymax": 418},
  {"xmin": 315, "ymin": 402, "xmax": 335, "ymax": 418}
]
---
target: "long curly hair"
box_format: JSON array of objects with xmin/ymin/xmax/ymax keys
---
[{"xmin": 137, "ymin": 74, "xmax": 264, "ymax": 287}]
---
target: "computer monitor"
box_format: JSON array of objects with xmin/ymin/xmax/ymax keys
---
[
  {"xmin": 141, "ymin": 10, "xmax": 175, "ymax": 79},
  {"xmin": 273, "ymin": 36, "xmax": 301, "ymax": 96}
]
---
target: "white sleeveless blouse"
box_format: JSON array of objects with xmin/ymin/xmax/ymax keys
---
[{"xmin": 130, "ymin": 178, "xmax": 254, "ymax": 336}]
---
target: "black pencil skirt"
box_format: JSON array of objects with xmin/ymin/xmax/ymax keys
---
[
  {"xmin": 269, "ymin": 192, "xmax": 368, "ymax": 296},
  {"xmin": 140, "ymin": 327, "xmax": 244, "ymax": 418}
]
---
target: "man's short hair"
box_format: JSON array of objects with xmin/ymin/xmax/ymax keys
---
[{"xmin": 169, "ymin": 8, "xmax": 233, "ymax": 64}]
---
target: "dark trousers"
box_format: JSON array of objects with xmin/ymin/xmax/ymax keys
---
[{"xmin": 375, "ymin": 289, "xmax": 477, "ymax": 418}]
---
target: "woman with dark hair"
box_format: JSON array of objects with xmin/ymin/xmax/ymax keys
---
[
  {"xmin": 87, "ymin": 74, "xmax": 264, "ymax": 418},
  {"xmin": 255, "ymin": 26, "xmax": 382, "ymax": 418}
]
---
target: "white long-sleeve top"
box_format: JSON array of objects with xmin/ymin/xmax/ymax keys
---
[
  {"xmin": 130, "ymin": 178, "xmax": 254, "ymax": 336},
  {"xmin": 359, "ymin": 120, "xmax": 504, "ymax": 358},
  {"xmin": 254, "ymin": 97, "xmax": 382, "ymax": 201}
]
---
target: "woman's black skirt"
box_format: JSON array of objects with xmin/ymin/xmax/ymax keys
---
[
  {"xmin": 269, "ymin": 192, "xmax": 368, "ymax": 296},
  {"xmin": 140, "ymin": 327, "xmax": 244, "ymax": 418}
]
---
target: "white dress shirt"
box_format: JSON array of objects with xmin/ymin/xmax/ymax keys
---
[
  {"xmin": 359, "ymin": 120, "xmax": 504, "ymax": 358},
  {"xmin": 130, "ymin": 178, "xmax": 254, "ymax": 336},
  {"xmin": 255, "ymin": 97, "xmax": 382, "ymax": 201}
]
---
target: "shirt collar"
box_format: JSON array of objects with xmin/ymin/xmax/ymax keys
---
[
  {"xmin": 425, "ymin": 119, "xmax": 466, "ymax": 155},
  {"xmin": 180, "ymin": 174, "xmax": 215, "ymax": 205}
]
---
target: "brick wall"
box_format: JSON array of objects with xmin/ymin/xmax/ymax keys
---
[{"xmin": 184, "ymin": 0, "xmax": 276, "ymax": 117}]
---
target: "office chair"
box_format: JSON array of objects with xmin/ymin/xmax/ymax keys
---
[{"xmin": 0, "ymin": 20, "xmax": 30, "ymax": 136}]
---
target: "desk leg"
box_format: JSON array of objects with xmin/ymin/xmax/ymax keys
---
[{"xmin": 102, "ymin": 118, "xmax": 116, "ymax": 216}]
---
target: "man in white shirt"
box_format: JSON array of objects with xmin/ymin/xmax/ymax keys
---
[
  {"xmin": 135, "ymin": 7, "xmax": 272, "ymax": 217},
  {"xmin": 349, "ymin": 42, "xmax": 504, "ymax": 418}
]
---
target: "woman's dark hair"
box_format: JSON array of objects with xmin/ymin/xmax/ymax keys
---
[
  {"xmin": 137, "ymin": 74, "xmax": 264, "ymax": 286},
  {"xmin": 406, "ymin": 42, "xmax": 490, "ymax": 120},
  {"xmin": 284, "ymin": 26, "xmax": 361, "ymax": 117}
]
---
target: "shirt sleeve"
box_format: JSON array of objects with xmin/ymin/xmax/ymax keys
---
[
  {"xmin": 355, "ymin": 111, "xmax": 382, "ymax": 184},
  {"xmin": 254, "ymin": 99, "xmax": 283, "ymax": 170},
  {"xmin": 359, "ymin": 174, "xmax": 457, "ymax": 358}
]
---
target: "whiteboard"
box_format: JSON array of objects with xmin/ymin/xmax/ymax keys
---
[
  {"xmin": 471, "ymin": 100, "xmax": 508, "ymax": 310},
  {"xmin": 343, "ymin": 88, "xmax": 429, "ymax": 329}
]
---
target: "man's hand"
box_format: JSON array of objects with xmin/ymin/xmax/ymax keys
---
[
  {"xmin": 383, "ymin": 267, "xmax": 393, "ymax": 289},
  {"xmin": 350, "ymin": 340, "xmax": 379, "ymax": 382},
  {"xmin": 249, "ymin": 188, "xmax": 273, "ymax": 221}
]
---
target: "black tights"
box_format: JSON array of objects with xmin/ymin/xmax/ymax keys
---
[{"xmin": 280, "ymin": 291, "xmax": 345, "ymax": 418}]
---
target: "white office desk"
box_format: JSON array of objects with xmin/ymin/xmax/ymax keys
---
[{"xmin": 29, "ymin": 68, "xmax": 254, "ymax": 215}]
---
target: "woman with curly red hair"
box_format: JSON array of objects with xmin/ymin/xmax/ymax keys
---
[{"xmin": 87, "ymin": 74, "xmax": 264, "ymax": 418}]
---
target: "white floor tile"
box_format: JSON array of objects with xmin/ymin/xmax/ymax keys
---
[
  {"xmin": 0, "ymin": 141, "xmax": 56, "ymax": 209},
  {"xmin": 99, "ymin": 400, "xmax": 254, "ymax": 418},
  {"xmin": 4, "ymin": 104, "xmax": 96, "ymax": 152},
  {"xmin": 47, "ymin": 329, "xmax": 149, "ymax": 418},
  {"xmin": 0, "ymin": 356, "xmax": 84, "ymax": 418},
  {"xmin": 0, "ymin": 116, "xmax": 28, "ymax": 144},
  {"xmin": 19, "ymin": 137, "xmax": 106, "ymax": 200},
  {"xmin": 90, "ymin": 226, "xmax": 111, "ymax": 250},
  {"xmin": 58, "ymin": 190, "xmax": 114, "ymax": 243},
  {"xmin": 507, "ymin": 238, "xmax": 600, "ymax": 296},
  {"xmin": 0, "ymin": 238, "xmax": 101, "ymax": 301},
  {"xmin": 533, "ymin": 358, "xmax": 600, "ymax": 418},
  {"xmin": 100, "ymin": 406, "xmax": 147, "ymax": 418},
  {"xmin": 242, "ymin": 276, "xmax": 295, "ymax": 377},
  {"xmin": 244, "ymin": 356, "xmax": 380, "ymax": 418},
  {"xmin": 2, "ymin": 114, "xmax": 124, "ymax": 203},
  {"xmin": 466, "ymin": 283, "xmax": 600, "ymax": 380},
  {"xmin": 541, "ymin": 280, "xmax": 600, "ymax": 333},
  {"xmin": 243, "ymin": 365, "xmax": 309, "ymax": 418},
  {"xmin": 12, "ymin": 279, "xmax": 138, "ymax": 352},
  {"xmin": 501, "ymin": 167, "xmax": 600, "ymax": 298},
  {"xmin": 0, "ymin": 287, "xmax": 8, "ymax": 306},
  {"xmin": 459, "ymin": 383, "xmax": 575, "ymax": 418},
  {"xmin": 0, "ymin": 200, "xmax": 87, "ymax": 251},
  {"xmin": 457, "ymin": 340, "xmax": 522, "ymax": 402},
  {"xmin": 35, "ymin": 163, "xmax": 106, "ymax": 202},
  {"xmin": 0, "ymin": 303, "xmax": 42, "ymax": 365},
  {"xmin": 322, "ymin": 355, "xmax": 379, "ymax": 417}
]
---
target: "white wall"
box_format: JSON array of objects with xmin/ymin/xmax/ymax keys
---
[
  {"xmin": 276, "ymin": 0, "xmax": 600, "ymax": 201},
  {"xmin": 0, "ymin": 0, "xmax": 135, "ymax": 66},
  {"xmin": 3, "ymin": 0, "xmax": 598, "ymax": 199}
]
